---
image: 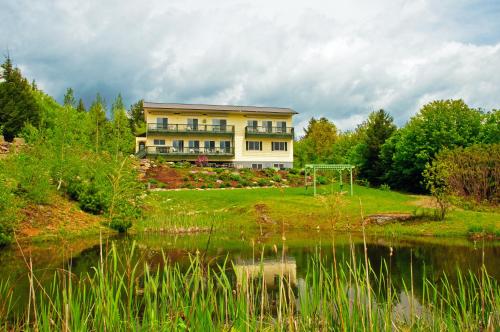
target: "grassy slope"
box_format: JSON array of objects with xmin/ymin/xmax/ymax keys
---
[{"xmin": 139, "ymin": 185, "xmax": 500, "ymax": 238}]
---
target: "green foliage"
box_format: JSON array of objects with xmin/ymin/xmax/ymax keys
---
[
  {"xmin": 87, "ymin": 93, "xmax": 109, "ymax": 153},
  {"xmin": 387, "ymin": 100, "xmax": 483, "ymax": 192},
  {"xmin": 426, "ymin": 144, "xmax": 499, "ymax": 205},
  {"xmin": 357, "ymin": 109, "xmax": 397, "ymax": 186},
  {"xmin": 127, "ymin": 99, "xmax": 145, "ymax": 135},
  {"xmin": 0, "ymin": 174, "xmax": 19, "ymax": 246},
  {"xmin": 109, "ymin": 94, "xmax": 135, "ymax": 156},
  {"xmin": 479, "ymin": 109, "xmax": 500, "ymax": 144},
  {"xmin": 0, "ymin": 57, "xmax": 41, "ymax": 141},
  {"xmin": 423, "ymin": 158, "xmax": 452, "ymax": 220},
  {"xmin": 295, "ymin": 117, "xmax": 338, "ymax": 166},
  {"xmin": 379, "ymin": 184, "xmax": 391, "ymax": 191}
]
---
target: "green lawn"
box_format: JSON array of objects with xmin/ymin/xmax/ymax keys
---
[{"xmin": 138, "ymin": 185, "xmax": 500, "ymax": 238}]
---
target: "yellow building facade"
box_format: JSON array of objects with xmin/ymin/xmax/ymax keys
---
[{"xmin": 136, "ymin": 102, "xmax": 297, "ymax": 168}]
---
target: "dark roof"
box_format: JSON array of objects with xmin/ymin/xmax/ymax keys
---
[{"xmin": 143, "ymin": 102, "xmax": 298, "ymax": 115}]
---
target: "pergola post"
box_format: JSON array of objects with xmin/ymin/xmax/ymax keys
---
[
  {"xmin": 313, "ymin": 167, "xmax": 317, "ymax": 196},
  {"xmin": 350, "ymin": 168, "xmax": 353, "ymax": 196}
]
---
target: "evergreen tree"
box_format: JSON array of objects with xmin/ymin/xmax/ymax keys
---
[
  {"xmin": 63, "ymin": 87, "xmax": 76, "ymax": 108},
  {"xmin": 358, "ymin": 110, "xmax": 396, "ymax": 186},
  {"xmin": 0, "ymin": 57, "xmax": 41, "ymax": 141},
  {"xmin": 76, "ymin": 98, "xmax": 86, "ymax": 113},
  {"xmin": 87, "ymin": 93, "xmax": 108, "ymax": 153},
  {"xmin": 110, "ymin": 94, "xmax": 134, "ymax": 156},
  {"xmin": 127, "ymin": 99, "xmax": 145, "ymax": 134}
]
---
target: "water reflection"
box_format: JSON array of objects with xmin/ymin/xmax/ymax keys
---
[{"xmin": 234, "ymin": 258, "xmax": 297, "ymax": 287}]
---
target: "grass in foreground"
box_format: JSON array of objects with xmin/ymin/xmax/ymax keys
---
[
  {"xmin": 0, "ymin": 239, "xmax": 498, "ymax": 331},
  {"xmin": 139, "ymin": 185, "xmax": 500, "ymax": 237}
]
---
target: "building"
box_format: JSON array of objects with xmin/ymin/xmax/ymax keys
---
[{"xmin": 136, "ymin": 102, "xmax": 297, "ymax": 169}]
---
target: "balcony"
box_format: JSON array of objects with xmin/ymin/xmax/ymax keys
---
[
  {"xmin": 147, "ymin": 123, "xmax": 234, "ymax": 136},
  {"xmin": 143, "ymin": 146, "xmax": 234, "ymax": 157},
  {"xmin": 245, "ymin": 126, "xmax": 294, "ymax": 139}
]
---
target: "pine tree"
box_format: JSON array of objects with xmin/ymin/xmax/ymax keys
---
[
  {"xmin": 0, "ymin": 56, "xmax": 41, "ymax": 141},
  {"xmin": 63, "ymin": 88, "xmax": 76, "ymax": 108},
  {"xmin": 358, "ymin": 109, "xmax": 397, "ymax": 185},
  {"xmin": 127, "ymin": 99, "xmax": 145, "ymax": 134},
  {"xmin": 76, "ymin": 98, "xmax": 86, "ymax": 113},
  {"xmin": 110, "ymin": 94, "xmax": 134, "ymax": 156},
  {"xmin": 87, "ymin": 93, "xmax": 108, "ymax": 153}
]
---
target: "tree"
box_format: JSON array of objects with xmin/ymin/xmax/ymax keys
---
[
  {"xmin": 358, "ymin": 110, "xmax": 396, "ymax": 186},
  {"xmin": 127, "ymin": 99, "xmax": 145, "ymax": 134},
  {"xmin": 76, "ymin": 98, "xmax": 86, "ymax": 113},
  {"xmin": 110, "ymin": 94, "xmax": 134, "ymax": 156},
  {"xmin": 386, "ymin": 99, "xmax": 482, "ymax": 192},
  {"xmin": 0, "ymin": 56, "xmax": 41, "ymax": 141},
  {"xmin": 63, "ymin": 87, "xmax": 76, "ymax": 108},
  {"xmin": 479, "ymin": 109, "xmax": 499, "ymax": 144},
  {"xmin": 87, "ymin": 93, "xmax": 109, "ymax": 153},
  {"xmin": 297, "ymin": 117, "xmax": 338, "ymax": 164}
]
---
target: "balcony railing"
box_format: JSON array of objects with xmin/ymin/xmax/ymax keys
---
[
  {"xmin": 245, "ymin": 126, "xmax": 294, "ymax": 138},
  {"xmin": 143, "ymin": 146, "xmax": 234, "ymax": 156},
  {"xmin": 147, "ymin": 123, "xmax": 234, "ymax": 135}
]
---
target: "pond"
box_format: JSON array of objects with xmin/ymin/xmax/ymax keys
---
[{"xmin": 1, "ymin": 230, "xmax": 499, "ymax": 314}]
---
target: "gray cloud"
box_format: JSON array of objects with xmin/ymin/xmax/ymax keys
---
[{"xmin": 1, "ymin": 0, "xmax": 499, "ymax": 134}]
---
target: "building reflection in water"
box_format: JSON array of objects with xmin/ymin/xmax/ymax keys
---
[{"xmin": 233, "ymin": 258, "xmax": 297, "ymax": 288}]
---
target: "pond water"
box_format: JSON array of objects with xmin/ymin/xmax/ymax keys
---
[{"xmin": 1, "ymin": 231, "xmax": 499, "ymax": 312}]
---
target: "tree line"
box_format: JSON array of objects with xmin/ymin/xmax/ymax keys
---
[
  {"xmin": 294, "ymin": 101, "xmax": 499, "ymax": 196},
  {"xmin": 0, "ymin": 57, "xmax": 146, "ymax": 246}
]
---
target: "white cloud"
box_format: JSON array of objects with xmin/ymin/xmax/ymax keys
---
[{"xmin": 1, "ymin": 0, "xmax": 499, "ymax": 130}]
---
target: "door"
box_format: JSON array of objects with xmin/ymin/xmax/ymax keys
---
[
  {"xmin": 204, "ymin": 140, "xmax": 215, "ymax": 153},
  {"xmin": 138, "ymin": 141, "xmax": 146, "ymax": 151},
  {"xmin": 187, "ymin": 118, "xmax": 198, "ymax": 131},
  {"xmin": 262, "ymin": 120, "xmax": 272, "ymax": 133},
  {"xmin": 157, "ymin": 117, "xmax": 168, "ymax": 130}
]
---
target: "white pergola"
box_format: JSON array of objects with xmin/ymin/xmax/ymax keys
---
[{"xmin": 304, "ymin": 164, "xmax": 355, "ymax": 196}]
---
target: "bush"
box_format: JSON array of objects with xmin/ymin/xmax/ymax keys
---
[
  {"xmin": 316, "ymin": 175, "xmax": 328, "ymax": 185},
  {"xmin": 272, "ymin": 175, "xmax": 282, "ymax": 183},
  {"xmin": 258, "ymin": 179, "xmax": 270, "ymax": 187},
  {"xmin": 10, "ymin": 152, "xmax": 52, "ymax": 204},
  {"xmin": 0, "ymin": 180, "xmax": 19, "ymax": 246},
  {"xmin": 379, "ymin": 184, "xmax": 391, "ymax": 191},
  {"xmin": 288, "ymin": 168, "xmax": 300, "ymax": 175},
  {"xmin": 356, "ymin": 179, "xmax": 370, "ymax": 188}
]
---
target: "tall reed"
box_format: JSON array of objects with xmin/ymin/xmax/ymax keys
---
[{"xmin": 0, "ymin": 240, "xmax": 498, "ymax": 331}]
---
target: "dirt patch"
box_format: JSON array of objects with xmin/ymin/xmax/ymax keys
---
[
  {"xmin": 254, "ymin": 204, "xmax": 275, "ymax": 225},
  {"xmin": 147, "ymin": 167, "xmax": 185, "ymax": 189},
  {"xmin": 409, "ymin": 195, "xmax": 436, "ymax": 208},
  {"xmin": 16, "ymin": 194, "xmax": 104, "ymax": 239}
]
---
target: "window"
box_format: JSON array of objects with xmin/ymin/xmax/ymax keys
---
[
  {"xmin": 252, "ymin": 164, "xmax": 263, "ymax": 170},
  {"xmin": 173, "ymin": 140, "xmax": 184, "ymax": 152},
  {"xmin": 262, "ymin": 120, "xmax": 273, "ymax": 133},
  {"xmin": 187, "ymin": 118, "xmax": 198, "ymax": 130},
  {"xmin": 156, "ymin": 117, "xmax": 168, "ymax": 129},
  {"xmin": 276, "ymin": 121, "xmax": 287, "ymax": 133},
  {"xmin": 220, "ymin": 141, "xmax": 231, "ymax": 153},
  {"xmin": 273, "ymin": 163, "xmax": 285, "ymax": 169},
  {"xmin": 247, "ymin": 120, "xmax": 258, "ymax": 133},
  {"xmin": 153, "ymin": 139, "xmax": 165, "ymax": 145},
  {"xmin": 246, "ymin": 141, "xmax": 262, "ymax": 151},
  {"xmin": 204, "ymin": 140, "xmax": 215, "ymax": 152},
  {"xmin": 272, "ymin": 142, "xmax": 287, "ymax": 151},
  {"xmin": 212, "ymin": 119, "xmax": 227, "ymax": 132},
  {"xmin": 188, "ymin": 140, "xmax": 200, "ymax": 153}
]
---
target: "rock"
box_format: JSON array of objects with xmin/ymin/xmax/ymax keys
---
[
  {"xmin": 365, "ymin": 213, "xmax": 413, "ymax": 225},
  {"xmin": 13, "ymin": 137, "xmax": 25, "ymax": 146}
]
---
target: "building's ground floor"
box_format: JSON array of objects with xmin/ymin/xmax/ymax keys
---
[{"xmin": 136, "ymin": 134, "xmax": 294, "ymax": 169}]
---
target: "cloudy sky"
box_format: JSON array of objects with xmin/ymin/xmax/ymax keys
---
[{"xmin": 1, "ymin": 0, "xmax": 499, "ymax": 133}]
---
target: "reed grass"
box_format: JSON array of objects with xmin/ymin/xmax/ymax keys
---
[{"xmin": 0, "ymin": 239, "xmax": 498, "ymax": 331}]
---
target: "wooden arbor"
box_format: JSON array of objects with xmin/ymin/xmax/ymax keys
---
[{"xmin": 304, "ymin": 164, "xmax": 355, "ymax": 196}]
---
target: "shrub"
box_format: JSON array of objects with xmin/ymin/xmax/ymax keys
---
[
  {"xmin": 264, "ymin": 168, "xmax": 276, "ymax": 177},
  {"xmin": 258, "ymin": 179, "xmax": 270, "ymax": 187},
  {"xmin": 0, "ymin": 179, "xmax": 19, "ymax": 246},
  {"xmin": 379, "ymin": 184, "xmax": 391, "ymax": 191},
  {"xmin": 356, "ymin": 179, "xmax": 370, "ymax": 188},
  {"xmin": 272, "ymin": 175, "xmax": 282, "ymax": 183},
  {"xmin": 316, "ymin": 175, "xmax": 328, "ymax": 185},
  {"xmin": 288, "ymin": 168, "xmax": 300, "ymax": 175}
]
